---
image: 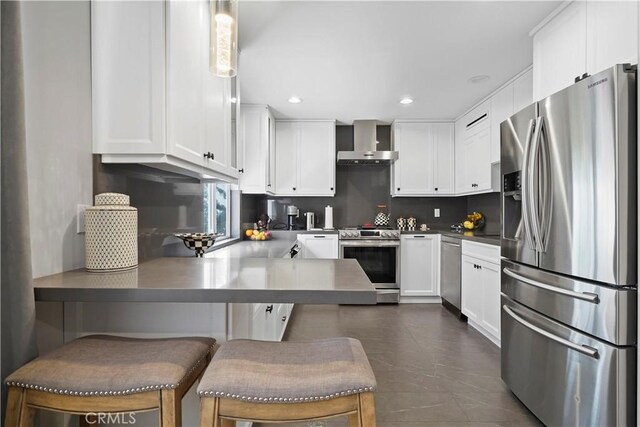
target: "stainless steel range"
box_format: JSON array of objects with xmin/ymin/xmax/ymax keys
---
[{"xmin": 339, "ymin": 227, "xmax": 400, "ymax": 303}]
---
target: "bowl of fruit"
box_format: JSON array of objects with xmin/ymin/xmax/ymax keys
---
[
  {"xmin": 245, "ymin": 229, "xmax": 272, "ymax": 241},
  {"xmin": 463, "ymin": 212, "xmax": 485, "ymax": 230}
]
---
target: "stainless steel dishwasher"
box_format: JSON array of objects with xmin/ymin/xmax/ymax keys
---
[{"xmin": 440, "ymin": 236, "xmax": 465, "ymax": 320}]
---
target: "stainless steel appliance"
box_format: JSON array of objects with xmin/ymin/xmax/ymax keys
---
[
  {"xmin": 339, "ymin": 227, "xmax": 400, "ymax": 303},
  {"xmin": 336, "ymin": 120, "xmax": 398, "ymax": 165},
  {"xmin": 500, "ymin": 64, "xmax": 637, "ymax": 426},
  {"xmin": 286, "ymin": 205, "xmax": 299, "ymax": 230},
  {"xmin": 304, "ymin": 212, "xmax": 316, "ymax": 230},
  {"xmin": 440, "ymin": 236, "xmax": 465, "ymax": 319}
]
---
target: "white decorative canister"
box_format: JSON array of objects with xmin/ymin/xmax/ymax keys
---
[{"xmin": 85, "ymin": 192, "xmax": 138, "ymax": 272}]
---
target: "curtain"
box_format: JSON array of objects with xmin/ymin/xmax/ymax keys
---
[{"xmin": 1, "ymin": 0, "xmax": 38, "ymax": 413}]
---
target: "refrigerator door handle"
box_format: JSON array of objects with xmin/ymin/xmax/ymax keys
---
[
  {"xmin": 521, "ymin": 118, "xmax": 537, "ymax": 250},
  {"xmin": 536, "ymin": 115, "xmax": 552, "ymax": 252},
  {"xmin": 503, "ymin": 267, "xmax": 600, "ymax": 303},
  {"xmin": 503, "ymin": 305, "xmax": 600, "ymax": 359},
  {"xmin": 529, "ymin": 116, "xmax": 545, "ymax": 252}
]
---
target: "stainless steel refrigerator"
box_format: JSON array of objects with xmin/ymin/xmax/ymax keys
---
[{"xmin": 500, "ymin": 64, "xmax": 638, "ymax": 426}]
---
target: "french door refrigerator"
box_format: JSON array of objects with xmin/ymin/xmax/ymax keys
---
[{"xmin": 500, "ymin": 64, "xmax": 638, "ymax": 426}]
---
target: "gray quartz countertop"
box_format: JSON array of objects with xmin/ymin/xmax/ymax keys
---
[
  {"xmin": 33, "ymin": 257, "xmax": 377, "ymax": 304},
  {"xmin": 401, "ymin": 229, "xmax": 501, "ymax": 246}
]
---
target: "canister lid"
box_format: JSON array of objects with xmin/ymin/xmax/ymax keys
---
[{"xmin": 95, "ymin": 193, "xmax": 130, "ymax": 206}]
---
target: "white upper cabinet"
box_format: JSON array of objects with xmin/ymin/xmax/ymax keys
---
[
  {"xmin": 238, "ymin": 105, "xmax": 275, "ymax": 194},
  {"xmin": 391, "ymin": 121, "xmax": 454, "ymax": 196},
  {"xmin": 532, "ymin": 2, "xmax": 587, "ymax": 100},
  {"xmin": 586, "ymin": 0, "xmax": 638, "ymax": 75},
  {"xmin": 513, "ymin": 68, "xmax": 533, "ymax": 114},
  {"xmin": 274, "ymin": 120, "xmax": 336, "ymax": 197},
  {"xmin": 92, "ymin": 0, "xmax": 237, "ymax": 181},
  {"xmin": 489, "ymin": 84, "xmax": 514, "ymax": 164},
  {"xmin": 455, "ymin": 101, "xmax": 492, "ymax": 195},
  {"xmin": 533, "ymin": 1, "xmax": 638, "ymax": 101}
]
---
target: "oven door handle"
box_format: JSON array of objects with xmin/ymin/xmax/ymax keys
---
[{"xmin": 339, "ymin": 241, "xmax": 400, "ymax": 247}]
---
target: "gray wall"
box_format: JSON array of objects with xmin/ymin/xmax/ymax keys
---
[
  {"xmin": 242, "ymin": 125, "xmax": 500, "ymax": 231},
  {"xmin": 22, "ymin": 1, "xmax": 93, "ymax": 278},
  {"xmin": 94, "ymin": 159, "xmax": 206, "ymax": 260}
]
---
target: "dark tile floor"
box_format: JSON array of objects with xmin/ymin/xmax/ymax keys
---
[{"xmin": 268, "ymin": 304, "xmax": 542, "ymax": 427}]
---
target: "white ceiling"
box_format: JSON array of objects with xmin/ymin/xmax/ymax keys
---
[{"xmin": 238, "ymin": 1, "xmax": 560, "ymax": 124}]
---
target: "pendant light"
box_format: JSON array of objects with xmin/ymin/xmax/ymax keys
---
[{"xmin": 210, "ymin": 0, "xmax": 238, "ymax": 78}]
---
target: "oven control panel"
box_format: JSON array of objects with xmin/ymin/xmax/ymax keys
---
[{"xmin": 338, "ymin": 229, "xmax": 400, "ymax": 240}]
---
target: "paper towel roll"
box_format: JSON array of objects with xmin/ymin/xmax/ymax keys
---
[{"xmin": 324, "ymin": 205, "xmax": 334, "ymax": 229}]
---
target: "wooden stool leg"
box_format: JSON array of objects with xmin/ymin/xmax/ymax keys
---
[
  {"xmin": 160, "ymin": 389, "xmax": 181, "ymax": 427},
  {"xmin": 221, "ymin": 419, "xmax": 236, "ymax": 427},
  {"xmin": 357, "ymin": 393, "xmax": 376, "ymax": 427},
  {"xmin": 5, "ymin": 387, "xmax": 24, "ymax": 427},
  {"xmin": 199, "ymin": 397, "xmax": 218, "ymax": 427},
  {"xmin": 348, "ymin": 413, "xmax": 361, "ymax": 427}
]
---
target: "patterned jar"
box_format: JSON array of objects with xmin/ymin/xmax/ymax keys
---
[
  {"xmin": 407, "ymin": 217, "xmax": 417, "ymax": 231},
  {"xmin": 396, "ymin": 216, "xmax": 406, "ymax": 231},
  {"xmin": 85, "ymin": 193, "xmax": 138, "ymax": 272}
]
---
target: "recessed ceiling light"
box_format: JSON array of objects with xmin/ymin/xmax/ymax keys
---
[
  {"xmin": 288, "ymin": 96, "xmax": 303, "ymax": 104},
  {"xmin": 230, "ymin": 97, "xmax": 237, "ymax": 103},
  {"xmin": 399, "ymin": 97, "xmax": 414, "ymax": 105},
  {"xmin": 468, "ymin": 75, "xmax": 490, "ymax": 84}
]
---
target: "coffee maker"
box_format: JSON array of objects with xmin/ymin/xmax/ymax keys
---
[{"xmin": 286, "ymin": 205, "xmax": 299, "ymax": 230}]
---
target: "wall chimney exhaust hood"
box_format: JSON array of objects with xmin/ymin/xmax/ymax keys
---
[{"xmin": 337, "ymin": 120, "xmax": 398, "ymax": 165}]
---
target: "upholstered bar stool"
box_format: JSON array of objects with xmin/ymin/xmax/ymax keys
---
[
  {"xmin": 197, "ymin": 338, "xmax": 377, "ymax": 427},
  {"xmin": 4, "ymin": 335, "xmax": 217, "ymax": 427}
]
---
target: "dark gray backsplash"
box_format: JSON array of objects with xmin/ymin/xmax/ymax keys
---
[
  {"xmin": 467, "ymin": 192, "xmax": 501, "ymax": 234},
  {"xmin": 241, "ymin": 125, "xmax": 499, "ymax": 231},
  {"xmin": 93, "ymin": 156, "xmax": 205, "ymax": 260}
]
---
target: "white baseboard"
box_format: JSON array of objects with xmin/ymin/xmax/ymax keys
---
[
  {"xmin": 467, "ymin": 318, "xmax": 501, "ymax": 347},
  {"xmin": 399, "ymin": 296, "xmax": 442, "ymax": 304}
]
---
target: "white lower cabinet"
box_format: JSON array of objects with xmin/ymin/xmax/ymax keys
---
[
  {"xmin": 461, "ymin": 241, "xmax": 501, "ymax": 345},
  {"xmin": 400, "ymin": 234, "xmax": 440, "ymax": 297},
  {"xmin": 229, "ymin": 302, "xmax": 293, "ymax": 341},
  {"xmin": 297, "ymin": 234, "xmax": 339, "ymax": 259}
]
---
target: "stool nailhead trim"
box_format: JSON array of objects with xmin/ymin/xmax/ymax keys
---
[
  {"xmin": 197, "ymin": 386, "xmax": 376, "ymax": 403},
  {"xmin": 5, "ymin": 344, "xmax": 216, "ymax": 397}
]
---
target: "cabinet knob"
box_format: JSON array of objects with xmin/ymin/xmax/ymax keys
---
[
  {"xmin": 330, "ymin": 187, "xmax": 334, "ymax": 191},
  {"xmin": 293, "ymin": 187, "xmax": 296, "ymax": 191},
  {"xmin": 238, "ymin": 168, "xmax": 244, "ymax": 173},
  {"xmin": 397, "ymin": 188, "xmax": 400, "ymax": 191},
  {"xmin": 282, "ymin": 316, "xmax": 287, "ymax": 322},
  {"xmin": 266, "ymin": 305, "xmax": 273, "ymax": 313},
  {"xmin": 435, "ymin": 187, "xmax": 438, "ymax": 191}
]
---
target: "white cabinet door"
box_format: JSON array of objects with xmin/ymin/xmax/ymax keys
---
[
  {"xmin": 238, "ymin": 105, "xmax": 274, "ymax": 194},
  {"xmin": 274, "ymin": 121, "xmax": 299, "ymax": 195},
  {"xmin": 462, "ymin": 126, "xmax": 492, "ymax": 193},
  {"xmin": 392, "ymin": 122, "xmax": 432, "ymax": 195},
  {"xmin": 92, "ymin": 1, "xmax": 166, "ymax": 154},
  {"xmin": 203, "ymin": 69, "xmax": 231, "ymax": 173},
  {"xmin": 490, "ymin": 84, "xmax": 514, "ymax": 164},
  {"xmin": 586, "ymin": 1, "xmax": 638, "ymax": 75},
  {"xmin": 461, "ymin": 255, "xmax": 482, "ymax": 324},
  {"xmin": 431, "ymin": 123, "xmax": 455, "ymax": 195},
  {"xmin": 297, "ymin": 234, "xmax": 339, "ymax": 259},
  {"xmin": 166, "ymin": 0, "xmax": 206, "ymax": 167},
  {"xmin": 275, "ymin": 121, "xmax": 335, "ymax": 197},
  {"xmin": 480, "ymin": 260, "xmax": 501, "ymax": 340},
  {"xmin": 400, "ymin": 235, "xmax": 440, "ymax": 297},
  {"xmin": 513, "ymin": 69, "xmax": 533, "ymax": 113},
  {"xmin": 297, "ymin": 122, "xmax": 336, "ymax": 196},
  {"xmin": 268, "ymin": 115, "xmax": 276, "ymax": 192},
  {"xmin": 533, "ymin": 2, "xmax": 587, "ymax": 100}
]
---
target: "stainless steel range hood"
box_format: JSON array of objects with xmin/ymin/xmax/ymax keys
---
[{"xmin": 337, "ymin": 120, "xmax": 398, "ymax": 165}]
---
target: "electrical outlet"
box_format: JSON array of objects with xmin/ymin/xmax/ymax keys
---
[
  {"xmin": 434, "ymin": 208, "xmax": 440, "ymax": 218},
  {"xmin": 77, "ymin": 204, "xmax": 91, "ymax": 234}
]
